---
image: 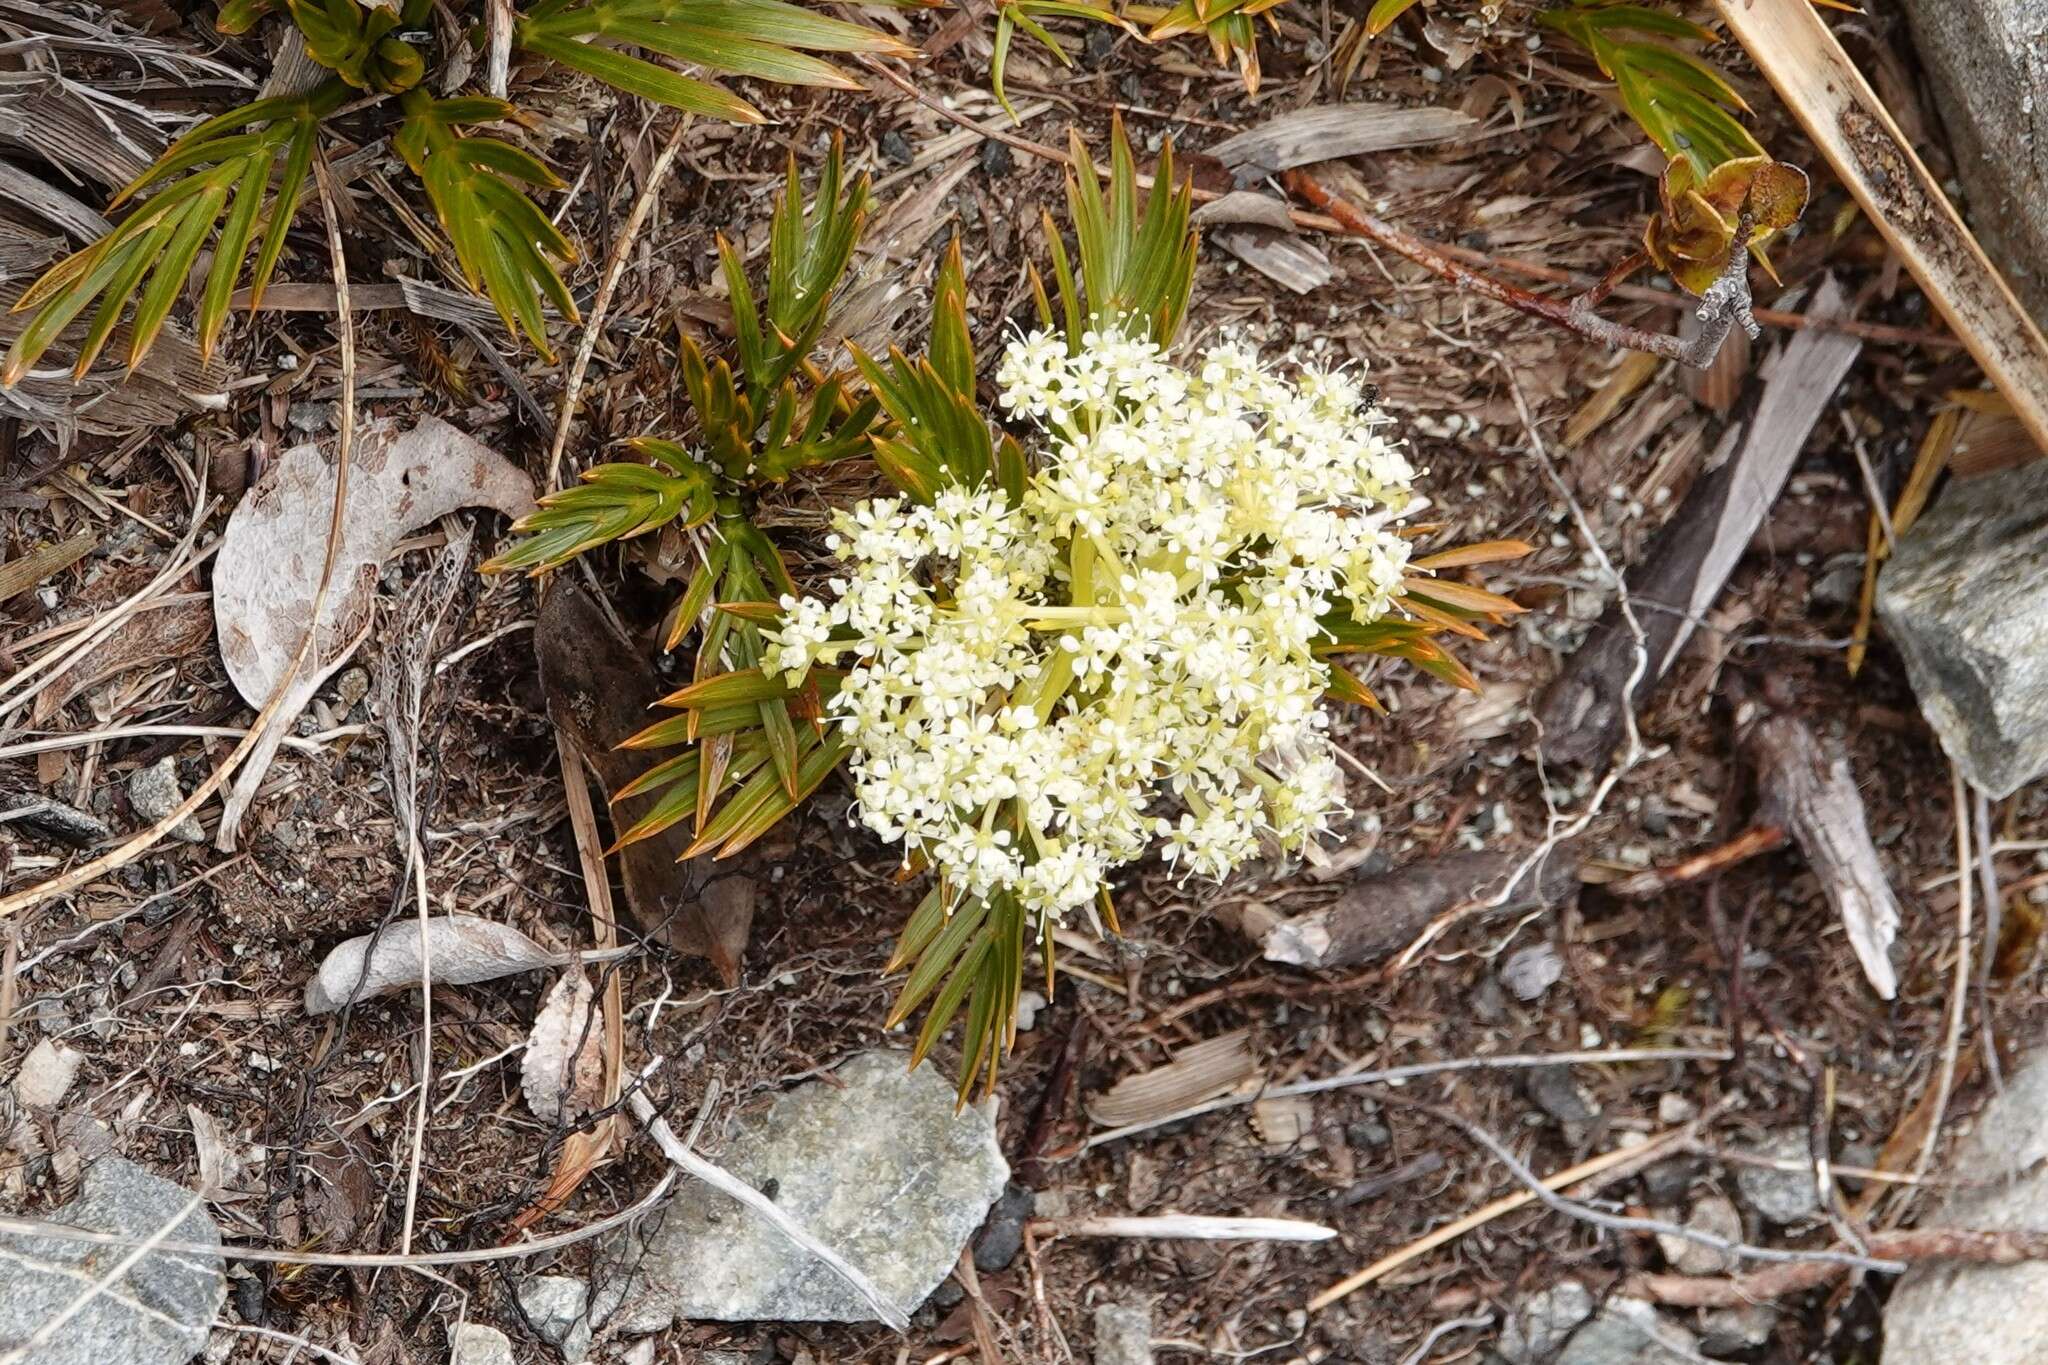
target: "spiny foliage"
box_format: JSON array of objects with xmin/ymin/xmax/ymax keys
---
[
  {"xmin": 1, "ymin": 0, "xmax": 910, "ymax": 384},
  {"xmin": 485, "ymin": 140, "xmax": 878, "ymax": 841},
  {"xmin": 524, "ymin": 121, "xmax": 1516, "ymax": 1100}
]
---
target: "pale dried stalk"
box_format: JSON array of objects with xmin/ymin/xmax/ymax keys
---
[
  {"xmin": 1711, "ymin": 0, "xmax": 2048, "ymax": 450},
  {"xmin": 0, "ymin": 160, "xmax": 357, "ymax": 922}
]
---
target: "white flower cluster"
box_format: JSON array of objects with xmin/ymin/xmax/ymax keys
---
[{"xmin": 769, "ymin": 328, "xmax": 1420, "ymax": 925}]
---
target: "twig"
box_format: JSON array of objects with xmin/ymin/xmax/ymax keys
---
[
  {"xmin": 0, "ymin": 724, "xmax": 364, "ymax": 763},
  {"xmin": 543, "ymin": 116, "xmax": 689, "ymax": 495},
  {"xmin": 1915, "ymin": 763, "xmax": 1975, "ymax": 1181},
  {"xmin": 1400, "ymin": 1315, "xmax": 1494, "ymax": 1365},
  {"xmin": 1631, "ymin": 1227, "xmax": 2048, "ymax": 1307},
  {"xmin": 1407, "ymin": 1099, "xmax": 1902, "ymax": 1273},
  {"xmin": 398, "ymin": 824, "xmax": 432, "ymax": 1256},
  {"xmin": 0, "ymin": 1171, "xmax": 677, "ymax": 1266},
  {"xmin": 1974, "ymin": 789, "xmax": 2004, "ymax": 1091},
  {"xmin": 625, "ymin": 1063, "xmax": 909, "ymax": 1332},
  {"xmin": 1037, "ymin": 1216, "xmax": 1336, "ymax": 1242},
  {"xmin": 1286, "ymin": 168, "xmax": 1758, "ymax": 368},
  {"xmin": 1308, "ymin": 1122, "xmax": 1694, "ymax": 1312},
  {"xmin": 1080, "ymin": 1046, "xmax": 1728, "ymax": 1151},
  {"xmin": 1609, "ymin": 826, "xmax": 1787, "ymax": 898}
]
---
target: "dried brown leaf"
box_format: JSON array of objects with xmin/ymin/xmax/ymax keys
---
[{"xmin": 1086, "ymin": 1031, "xmax": 1259, "ymax": 1128}]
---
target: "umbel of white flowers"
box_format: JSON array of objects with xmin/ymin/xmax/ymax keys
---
[{"xmin": 768, "ymin": 327, "xmax": 1419, "ymax": 926}]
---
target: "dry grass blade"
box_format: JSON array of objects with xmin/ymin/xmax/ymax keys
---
[
  {"xmin": 1084, "ymin": 1030, "xmax": 1258, "ymax": 1128},
  {"xmin": 0, "ymin": 156, "xmax": 358, "ymax": 923}
]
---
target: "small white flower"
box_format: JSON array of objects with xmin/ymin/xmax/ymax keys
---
[{"xmin": 762, "ymin": 328, "xmax": 1423, "ymax": 925}]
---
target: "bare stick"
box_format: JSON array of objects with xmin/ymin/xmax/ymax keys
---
[
  {"xmin": 1632, "ymin": 1227, "xmax": 2048, "ymax": 1307},
  {"xmin": 1409, "ymin": 1100, "xmax": 1902, "ymax": 1274},
  {"xmin": 1040, "ymin": 1216, "xmax": 1337, "ymax": 1242},
  {"xmin": 1083, "ymin": 1046, "xmax": 1729, "ymax": 1151},
  {"xmin": 1308, "ymin": 1123, "xmax": 1694, "ymax": 1312},
  {"xmin": 544, "ymin": 116, "xmax": 689, "ymax": 495},
  {"xmin": 1609, "ymin": 825, "xmax": 1788, "ymax": 898},
  {"xmin": 1916, "ymin": 763, "xmax": 1976, "ymax": 1181}
]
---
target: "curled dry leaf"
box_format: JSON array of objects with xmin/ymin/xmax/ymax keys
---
[
  {"xmin": 304, "ymin": 914, "xmax": 556, "ymax": 1015},
  {"xmin": 521, "ymin": 969, "xmax": 606, "ymax": 1123},
  {"xmin": 187, "ymin": 1103, "xmax": 242, "ymax": 1201},
  {"xmin": 212, "ymin": 416, "xmax": 535, "ymax": 846},
  {"xmin": 1086, "ymin": 1031, "xmax": 1259, "ymax": 1129}
]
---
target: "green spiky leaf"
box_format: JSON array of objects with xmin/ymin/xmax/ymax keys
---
[{"xmin": 2, "ymin": 83, "xmax": 344, "ymax": 385}]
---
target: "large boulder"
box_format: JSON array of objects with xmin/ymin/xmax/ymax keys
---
[
  {"xmin": 0, "ymin": 1157, "xmax": 226, "ymax": 1365},
  {"xmin": 1902, "ymin": 0, "xmax": 2048, "ymax": 320},
  {"xmin": 1876, "ymin": 457, "xmax": 2048, "ymax": 797},
  {"xmin": 1883, "ymin": 1051, "xmax": 2048, "ymax": 1361}
]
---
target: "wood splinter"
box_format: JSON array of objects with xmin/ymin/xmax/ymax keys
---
[{"xmin": 1285, "ymin": 168, "xmax": 1760, "ymax": 369}]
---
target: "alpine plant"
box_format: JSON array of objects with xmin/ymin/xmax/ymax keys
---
[{"xmin": 512, "ymin": 121, "xmax": 1527, "ymax": 1097}]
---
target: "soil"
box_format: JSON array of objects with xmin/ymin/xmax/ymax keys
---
[{"xmin": 1, "ymin": 3, "xmax": 2040, "ymax": 1364}]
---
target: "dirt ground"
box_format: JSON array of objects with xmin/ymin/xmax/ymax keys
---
[{"xmin": 1, "ymin": 2, "xmax": 2038, "ymax": 1362}]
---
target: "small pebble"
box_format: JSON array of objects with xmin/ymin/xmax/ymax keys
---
[
  {"xmin": 1499, "ymin": 943, "xmax": 1563, "ymax": 1001},
  {"xmin": 128, "ymin": 758, "xmax": 204, "ymax": 843}
]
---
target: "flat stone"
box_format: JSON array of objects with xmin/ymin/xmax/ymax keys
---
[
  {"xmin": 607, "ymin": 1050, "xmax": 1008, "ymax": 1328},
  {"xmin": 517, "ymin": 1275, "xmax": 591, "ymax": 1359},
  {"xmin": 0, "ymin": 1157, "xmax": 225, "ymax": 1365},
  {"xmin": 1554, "ymin": 1299, "xmax": 1701, "ymax": 1365},
  {"xmin": 1901, "ymin": 0, "xmax": 2048, "ymax": 320},
  {"xmin": 1094, "ymin": 1302, "xmax": 1153, "ymax": 1365},
  {"xmin": 447, "ymin": 1323, "xmax": 514, "ymax": 1365},
  {"xmin": 1877, "ymin": 459, "xmax": 2048, "ymax": 797},
  {"xmin": 1884, "ymin": 1049, "xmax": 2048, "ymax": 1363},
  {"xmin": 128, "ymin": 757, "xmax": 205, "ymax": 844},
  {"xmin": 1733, "ymin": 1132, "xmax": 1820, "ymax": 1224},
  {"xmin": 1500, "ymin": 1282, "xmax": 1596, "ymax": 1363}
]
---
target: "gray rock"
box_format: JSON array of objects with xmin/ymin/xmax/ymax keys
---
[
  {"xmin": 447, "ymin": 1323, "xmax": 514, "ymax": 1365},
  {"xmin": 1500, "ymin": 943, "xmax": 1564, "ymax": 1001},
  {"xmin": 518, "ymin": 1275, "xmax": 591, "ymax": 1359},
  {"xmin": 1700, "ymin": 1303, "xmax": 1775, "ymax": 1354},
  {"xmin": 1094, "ymin": 1302, "xmax": 1153, "ymax": 1365},
  {"xmin": 1501, "ymin": 1285, "xmax": 1702, "ymax": 1365},
  {"xmin": 1901, "ymin": 0, "xmax": 2048, "ymax": 320},
  {"xmin": 0, "ymin": 1157, "xmax": 225, "ymax": 1365},
  {"xmin": 1884, "ymin": 1049, "xmax": 2048, "ymax": 1363},
  {"xmin": 973, "ymin": 1182, "xmax": 1034, "ymax": 1272},
  {"xmin": 608, "ymin": 1050, "xmax": 1008, "ymax": 1328},
  {"xmin": 1733, "ymin": 1132, "xmax": 1820, "ymax": 1224},
  {"xmin": 1500, "ymin": 1282, "xmax": 1597, "ymax": 1362},
  {"xmin": 1561, "ymin": 1301, "xmax": 1701, "ymax": 1365},
  {"xmin": 127, "ymin": 757, "xmax": 204, "ymax": 844},
  {"xmin": 1656, "ymin": 1192, "xmax": 1742, "ymax": 1276},
  {"xmin": 1877, "ymin": 459, "xmax": 2048, "ymax": 797}
]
